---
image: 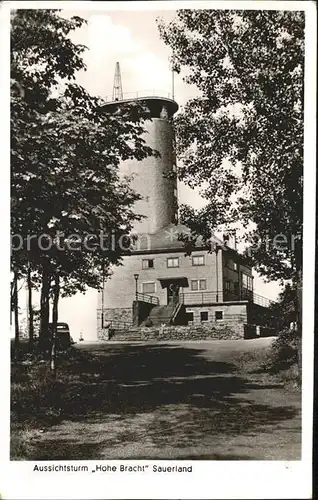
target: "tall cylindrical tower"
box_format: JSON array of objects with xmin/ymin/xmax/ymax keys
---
[{"xmin": 100, "ymin": 95, "xmax": 178, "ymax": 234}]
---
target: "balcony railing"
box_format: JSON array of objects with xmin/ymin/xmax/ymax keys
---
[
  {"xmin": 103, "ymin": 89, "xmax": 174, "ymax": 103},
  {"xmin": 180, "ymin": 290, "xmax": 276, "ymax": 308},
  {"xmin": 180, "ymin": 291, "xmax": 220, "ymax": 305},
  {"xmin": 136, "ymin": 292, "xmax": 160, "ymax": 305},
  {"xmin": 251, "ymin": 292, "xmax": 276, "ymax": 308}
]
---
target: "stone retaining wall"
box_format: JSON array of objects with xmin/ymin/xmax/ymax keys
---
[
  {"xmin": 98, "ymin": 308, "xmax": 245, "ymax": 340},
  {"xmin": 111, "ymin": 323, "xmax": 244, "ymax": 341},
  {"xmin": 97, "ymin": 307, "xmax": 132, "ymax": 340}
]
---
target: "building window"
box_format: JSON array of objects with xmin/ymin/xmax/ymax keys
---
[
  {"xmin": 242, "ymin": 273, "xmax": 248, "ymax": 288},
  {"xmin": 191, "ymin": 280, "xmax": 198, "ymax": 291},
  {"xmin": 191, "ymin": 279, "xmax": 207, "ymax": 291},
  {"xmin": 233, "ymin": 282, "xmax": 239, "ymax": 294},
  {"xmin": 167, "ymin": 257, "xmax": 179, "ymax": 268},
  {"xmin": 142, "ymin": 282, "xmax": 156, "ymax": 294},
  {"xmin": 225, "ymin": 258, "xmax": 238, "ymax": 271},
  {"xmin": 192, "ymin": 255, "xmax": 205, "ymax": 266},
  {"xmin": 187, "ymin": 312, "xmax": 194, "ymax": 323},
  {"xmin": 215, "ymin": 311, "xmax": 223, "ymax": 321},
  {"xmin": 142, "ymin": 259, "xmax": 154, "ymax": 269},
  {"xmin": 200, "ymin": 311, "xmax": 208, "ymax": 322},
  {"xmin": 248, "ymin": 276, "xmax": 253, "ymax": 290},
  {"xmin": 242, "ymin": 273, "xmax": 253, "ymax": 291}
]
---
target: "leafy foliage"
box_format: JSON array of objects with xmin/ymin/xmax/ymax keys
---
[
  {"xmin": 265, "ymin": 329, "xmax": 299, "ymax": 373},
  {"xmin": 158, "ymin": 10, "xmax": 304, "ymax": 281},
  {"xmin": 269, "ymin": 283, "xmax": 297, "ymax": 330},
  {"xmin": 11, "ymin": 10, "xmax": 155, "ymax": 291},
  {"xmin": 11, "ymin": 10, "xmax": 157, "ymax": 345}
]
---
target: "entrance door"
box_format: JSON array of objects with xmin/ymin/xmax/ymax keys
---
[{"xmin": 167, "ymin": 283, "xmax": 180, "ymax": 305}]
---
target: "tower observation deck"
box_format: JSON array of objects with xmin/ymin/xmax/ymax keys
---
[{"xmin": 100, "ymin": 90, "xmax": 179, "ymax": 235}]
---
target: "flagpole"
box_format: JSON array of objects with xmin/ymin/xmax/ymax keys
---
[{"xmin": 172, "ymin": 69, "xmax": 175, "ymax": 100}]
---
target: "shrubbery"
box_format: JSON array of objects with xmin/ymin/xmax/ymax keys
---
[
  {"xmin": 11, "ymin": 364, "xmax": 64, "ymax": 426},
  {"xmin": 266, "ymin": 329, "xmax": 299, "ymax": 373},
  {"xmin": 236, "ymin": 329, "xmax": 300, "ymax": 387},
  {"xmin": 11, "ymin": 346, "xmax": 80, "ymax": 426}
]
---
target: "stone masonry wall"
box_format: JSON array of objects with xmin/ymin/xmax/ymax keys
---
[
  {"xmin": 186, "ymin": 302, "xmax": 247, "ymax": 325},
  {"xmin": 111, "ymin": 323, "xmax": 244, "ymax": 341},
  {"xmin": 97, "ymin": 307, "xmax": 132, "ymax": 340},
  {"xmin": 97, "ymin": 303, "xmax": 247, "ymax": 340}
]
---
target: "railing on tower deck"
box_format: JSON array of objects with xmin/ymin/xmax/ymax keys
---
[
  {"xmin": 103, "ymin": 89, "xmax": 174, "ymax": 103},
  {"xmin": 136, "ymin": 292, "xmax": 160, "ymax": 305},
  {"xmin": 179, "ymin": 290, "xmax": 277, "ymax": 308}
]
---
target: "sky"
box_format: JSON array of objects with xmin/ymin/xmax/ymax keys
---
[{"xmin": 16, "ymin": 8, "xmax": 282, "ymax": 341}]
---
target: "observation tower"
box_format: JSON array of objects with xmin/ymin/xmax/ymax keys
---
[{"xmin": 100, "ymin": 62, "xmax": 179, "ymax": 235}]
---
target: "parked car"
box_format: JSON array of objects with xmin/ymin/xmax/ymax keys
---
[{"xmin": 48, "ymin": 322, "xmax": 74, "ymax": 349}]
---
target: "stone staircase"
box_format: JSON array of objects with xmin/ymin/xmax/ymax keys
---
[
  {"xmin": 108, "ymin": 303, "xmax": 188, "ymax": 341},
  {"xmin": 141, "ymin": 304, "xmax": 175, "ymax": 326},
  {"xmin": 140, "ymin": 302, "xmax": 185, "ymax": 327}
]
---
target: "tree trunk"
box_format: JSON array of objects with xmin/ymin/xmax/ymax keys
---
[
  {"xmin": 10, "ymin": 279, "xmax": 14, "ymax": 326},
  {"xmin": 295, "ymin": 271, "xmax": 302, "ymax": 387},
  {"xmin": 27, "ymin": 264, "xmax": 34, "ymax": 347},
  {"xmin": 13, "ymin": 271, "xmax": 20, "ymax": 359},
  {"xmin": 50, "ymin": 275, "xmax": 60, "ymax": 376},
  {"xmin": 294, "ymin": 238, "xmax": 302, "ymax": 386},
  {"xmin": 39, "ymin": 268, "xmax": 51, "ymax": 356}
]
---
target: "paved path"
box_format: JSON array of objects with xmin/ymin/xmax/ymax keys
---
[{"xmin": 28, "ymin": 338, "xmax": 301, "ymax": 460}]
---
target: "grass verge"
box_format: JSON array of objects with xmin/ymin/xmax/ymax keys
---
[
  {"xmin": 234, "ymin": 331, "xmax": 300, "ymax": 389},
  {"xmin": 11, "ymin": 346, "xmax": 82, "ymax": 459}
]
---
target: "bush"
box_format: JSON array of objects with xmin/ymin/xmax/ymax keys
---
[
  {"xmin": 11, "ymin": 370, "xmax": 64, "ymax": 425},
  {"xmin": 11, "ymin": 428, "xmax": 36, "ymax": 460},
  {"xmin": 235, "ymin": 330, "xmax": 300, "ymax": 388},
  {"xmin": 265, "ymin": 328, "xmax": 299, "ymax": 373}
]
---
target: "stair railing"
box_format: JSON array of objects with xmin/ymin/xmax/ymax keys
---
[
  {"xmin": 105, "ymin": 320, "xmax": 133, "ymax": 330},
  {"xmin": 170, "ymin": 302, "xmax": 182, "ymax": 324},
  {"xmin": 136, "ymin": 292, "xmax": 159, "ymax": 305}
]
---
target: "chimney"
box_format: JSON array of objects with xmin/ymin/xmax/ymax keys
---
[{"xmin": 223, "ymin": 230, "xmax": 237, "ymax": 250}]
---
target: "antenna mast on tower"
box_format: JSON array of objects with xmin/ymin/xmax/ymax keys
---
[
  {"xmin": 171, "ymin": 69, "xmax": 175, "ymax": 100},
  {"xmin": 112, "ymin": 62, "xmax": 123, "ymax": 101}
]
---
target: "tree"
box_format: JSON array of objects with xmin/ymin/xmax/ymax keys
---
[
  {"xmin": 26, "ymin": 262, "xmax": 34, "ymax": 346},
  {"xmin": 158, "ymin": 10, "xmax": 304, "ymax": 380},
  {"xmin": 12, "ymin": 271, "xmax": 20, "ymax": 357},
  {"xmin": 158, "ymin": 10, "xmax": 304, "ymax": 283},
  {"xmin": 11, "ymin": 9, "xmax": 87, "ymax": 348},
  {"xmin": 269, "ymin": 283, "xmax": 298, "ymax": 330},
  {"xmin": 11, "ymin": 9, "xmax": 157, "ymax": 355},
  {"xmin": 50, "ymin": 274, "xmax": 60, "ymax": 375}
]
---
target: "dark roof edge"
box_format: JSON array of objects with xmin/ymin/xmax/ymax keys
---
[{"xmin": 129, "ymin": 245, "xmax": 210, "ymax": 256}]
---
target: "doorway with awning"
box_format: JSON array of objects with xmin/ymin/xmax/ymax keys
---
[{"xmin": 158, "ymin": 277, "xmax": 189, "ymax": 305}]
